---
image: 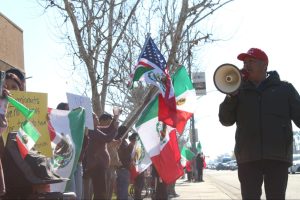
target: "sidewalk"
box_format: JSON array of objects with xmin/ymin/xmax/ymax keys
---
[{"xmin": 171, "ymin": 177, "xmax": 234, "ymax": 199}]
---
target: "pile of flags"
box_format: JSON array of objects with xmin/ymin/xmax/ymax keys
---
[{"xmin": 131, "ymin": 36, "xmax": 197, "ymax": 184}]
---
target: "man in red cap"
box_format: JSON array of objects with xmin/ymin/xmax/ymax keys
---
[{"xmin": 218, "ymin": 48, "xmax": 300, "ymax": 199}]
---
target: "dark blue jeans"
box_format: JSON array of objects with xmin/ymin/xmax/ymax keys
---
[
  {"xmin": 238, "ymin": 160, "xmax": 289, "ymax": 200},
  {"xmin": 116, "ymin": 168, "xmax": 130, "ymax": 200}
]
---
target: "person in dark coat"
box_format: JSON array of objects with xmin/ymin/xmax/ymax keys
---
[
  {"xmin": 85, "ymin": 108, "xmax": 121, "ymax": 200},
  {"xmin": 195, "ymin": 153, "xmax": 204, "ymax": 182},
  {"xmin": 219, "ymin": 48, "xmax": 300, "ymax": 199}
]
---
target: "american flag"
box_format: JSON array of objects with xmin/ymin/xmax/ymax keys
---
[
  {"xmin": 138, "ymin": 37, "xmax": 167, "ymax": 71},
  {"xmin": 131, "ymin": 36, "xmax": 168, "ymax": 85}
]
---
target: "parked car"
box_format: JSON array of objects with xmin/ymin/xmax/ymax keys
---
[
  {"xmin": 289, "ymin": 154, "xmax": 300, "ymax": 174},
  {"xmin": 225, "ymin": 160, "xmax": 238, "ymax": 170},
  {"xmin": 216, "ymin": 157, "xmax": 232, "ymax": 170}
]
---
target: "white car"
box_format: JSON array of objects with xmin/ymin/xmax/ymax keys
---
[{"xmin": 289, "ymin": 154, "xmax": 300, "ymax": 174}]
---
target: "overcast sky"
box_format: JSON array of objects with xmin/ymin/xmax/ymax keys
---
[{"xmin": 2, "ymin": 0, "xmax": 300, "ymax": 160}]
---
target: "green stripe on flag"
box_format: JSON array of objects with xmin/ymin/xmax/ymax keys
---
[
  {"xmin": 133, "ymin": 67, "xmax": 153, "ymax": 82},
  {"xmin": 173, "ymin": 66, "xmax": 194, "ymax": 96},
  {"xmin": 197, "ymin": 141, "xmax": 202, "ymax": 153},
  {"xmin": 68, "ymin": 107, "xmax": 86, "ymax": 169},
  {"xmin": 21, "ymin": 121, "xmax": 40, "ymax": 142},
  {"xmin": 135, "ymin": 98, "xmax": 158, "ymax": 127},
  {"xmin": 181, "ymin": 146, "xmax": 195, "ymax": 161}
]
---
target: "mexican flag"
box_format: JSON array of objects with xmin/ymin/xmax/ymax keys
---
[
  {"xmin": 181, "ymin": 146, "xmax": 195, "ymax": 161},
  {"xmin": 135, "ymin": 66, "xmax": 195, "ymax": 184},
  {"xmin": 16, "ymin": 121, "xmax": 40, "ymax": 159},
  {"xmin": 133, "ymin": 136, "xmax": 152, "ymax": 173},
  {"xmin": 197, "ymin": 141, "xmax": 202, "ymax": 153},
  {"xmin": 135, "ymin": 107, "xmax": 183, "ymax": 184},
  {"xmin": 172, "ymin": 66, "xmax": 197, "ymax": 134},
  {"xmin": 47, "ymin": 107, "xmax": 86, "ymax": 192},
  {"xmin": 130, "ymin": 135, "xmax": 152, "ymax": 181}
]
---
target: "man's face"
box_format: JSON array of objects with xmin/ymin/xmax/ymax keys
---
[
  {"xmin": 5, "ymin": 79, "xmax": 20, "ymax": 91},
  {"xmin": 243, "ymin": 57, "xmax": 267, "ymax": 84}
]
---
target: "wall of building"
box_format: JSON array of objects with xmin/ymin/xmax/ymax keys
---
[{"xmin": 0, "ymin": 12, "xmax": 24, "ymax": 72}]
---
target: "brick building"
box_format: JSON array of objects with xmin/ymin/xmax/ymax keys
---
[{"xmin": 0, "ymin": 12, "xmax": 25, "ymax": 74}]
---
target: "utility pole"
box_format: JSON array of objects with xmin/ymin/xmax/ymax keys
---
[
  {"xmin": 186, "ymin": 26, "xmax": 197, "ymax": 154},
  {"xmin": 187, "ymin": 26, "xmax": 199, "ymax": 182}
]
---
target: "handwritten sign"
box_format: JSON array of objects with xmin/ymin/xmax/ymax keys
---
[
  {"xmin": 66, "ymin": 92, "xmax": 93, "ymax": 130},
  {"xmin": 3, "ymin": 91, "xmax": 52, "ymax": 157}
]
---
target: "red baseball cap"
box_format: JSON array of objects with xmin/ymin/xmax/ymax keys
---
[{"xmin": 237, "ymin": 48, "xmax": 268, "ymax": 64}]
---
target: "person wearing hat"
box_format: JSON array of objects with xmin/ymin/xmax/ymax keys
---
[
  {"xmin": 0, "ymin": 70, "xmax": 24, "ymax": 197},
  {"xmin": 218, "ymin": 48, "xmax": 300, "ymax": 199},
  {"xmin": 5, "ymin": 68, "xmax": 25, "ymax": 91}
]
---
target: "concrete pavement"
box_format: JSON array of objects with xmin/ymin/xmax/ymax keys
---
[{"xmin": 171, "ymin": 175, "xmax": 240, "ymax": 199}]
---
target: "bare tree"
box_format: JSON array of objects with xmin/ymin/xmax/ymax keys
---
[
  {"xmin": 122, "ymin": 0, "xmax": 234, "ymax": 127},
  {"xmin": 42, "ymin": 0, "xmax": 141, "ymax": 116},
  {"xmin": 40, "ymin": 0, "xmax": 233, "ymax": 127}
]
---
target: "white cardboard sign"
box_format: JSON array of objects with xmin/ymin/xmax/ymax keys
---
[{"xmin": 66, "ymin": 92, "xmax": 94, "ymax": 130}]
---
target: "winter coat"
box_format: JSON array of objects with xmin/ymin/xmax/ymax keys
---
[
  {"xmin": 85, "ymin": 119, "xmax": 118, "ymax": 173},
  {"xmin": 219, "ymin": 71, "xmax": 300, "ymax": 165}
]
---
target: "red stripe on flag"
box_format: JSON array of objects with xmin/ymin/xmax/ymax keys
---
[
  {"xmin": 47, "ymin": 108, "xmax": 56, "ymax": 141},
  {"xmin": 151, "ymin": 129, "xmax": 183, "ymax": 184},
  {"xmin": 16, "ymin": 136, "xmax": 29, "ymax": 159},
  {"xmin": 159, "ymin": 96, "xmax": 193, "ymax": 134},
  {"xmin": 176, "ymin": 110, "xmax": 193, "ymax": 134},
  {"xmin": 158, "ymin": 94, "xmax": 177, "ymax": 128},
  {"xmin": 137, "ymin": 61, "xmax": 154, "ymax": 69}
]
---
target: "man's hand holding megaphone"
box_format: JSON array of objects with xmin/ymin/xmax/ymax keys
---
[{"xmin": 213, "ymin": 63, "xmax": 249, "ymax": 96}]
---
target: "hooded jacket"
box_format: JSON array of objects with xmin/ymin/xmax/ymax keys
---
[{"xmin": 219, "ymin": 71, "xmax": 300, "ymax": 165}]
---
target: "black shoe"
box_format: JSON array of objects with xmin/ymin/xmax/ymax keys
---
[{"xmin": 169, "ymin": 193, "xmax": 180, "ymax": 198}]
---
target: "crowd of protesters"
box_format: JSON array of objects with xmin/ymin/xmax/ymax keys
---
[
  {"xmin": 0, "ymin": 67, "xmax": 208, "ymax": 200},
  {"xmin": 0, "ymin": 67, "xmax": 185, "ymax": 200}
]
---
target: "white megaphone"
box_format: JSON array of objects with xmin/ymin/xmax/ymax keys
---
[{"xmin": 213, "ymin": 63, "xmax": 248, "ymax": 94}]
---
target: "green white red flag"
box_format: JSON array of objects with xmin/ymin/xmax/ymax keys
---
[
  {"xmin": 135, "ymin": 111, "xmax": 183, "ymax": 184},
  {"xmin": 135, "ymin": 66, "xmax": 196, "ymax": 183},
  {"xmin": 130, "ymin": 135, "xmax": 152, "ymax": 180},
  {"xmin": 166, "ymin": 66, "xmax": 197, "ymax": 134},
  {"xmin": 16, "ymin": 121, "xmax": 40, "ymax": 159},
  {"xmin": 47, "ymin": 107, "xmax": 86, "ymax": 192},
  {"xmin": 181, "ymin": 146, "xmax": 195, "ymax": 161}
]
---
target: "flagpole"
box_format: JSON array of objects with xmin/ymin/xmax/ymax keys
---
[
  {"xmin": 186, "ymin": 25, "xmax": 200, "ymax": 182},
  {"xmin": 186, "ymin": 26, "xmax": 197, "ymax": 155}
]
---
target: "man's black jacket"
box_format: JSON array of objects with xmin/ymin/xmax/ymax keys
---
[{"xmin": 219, "ymin": 71, "xmax": 300, "ymax": 165}]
